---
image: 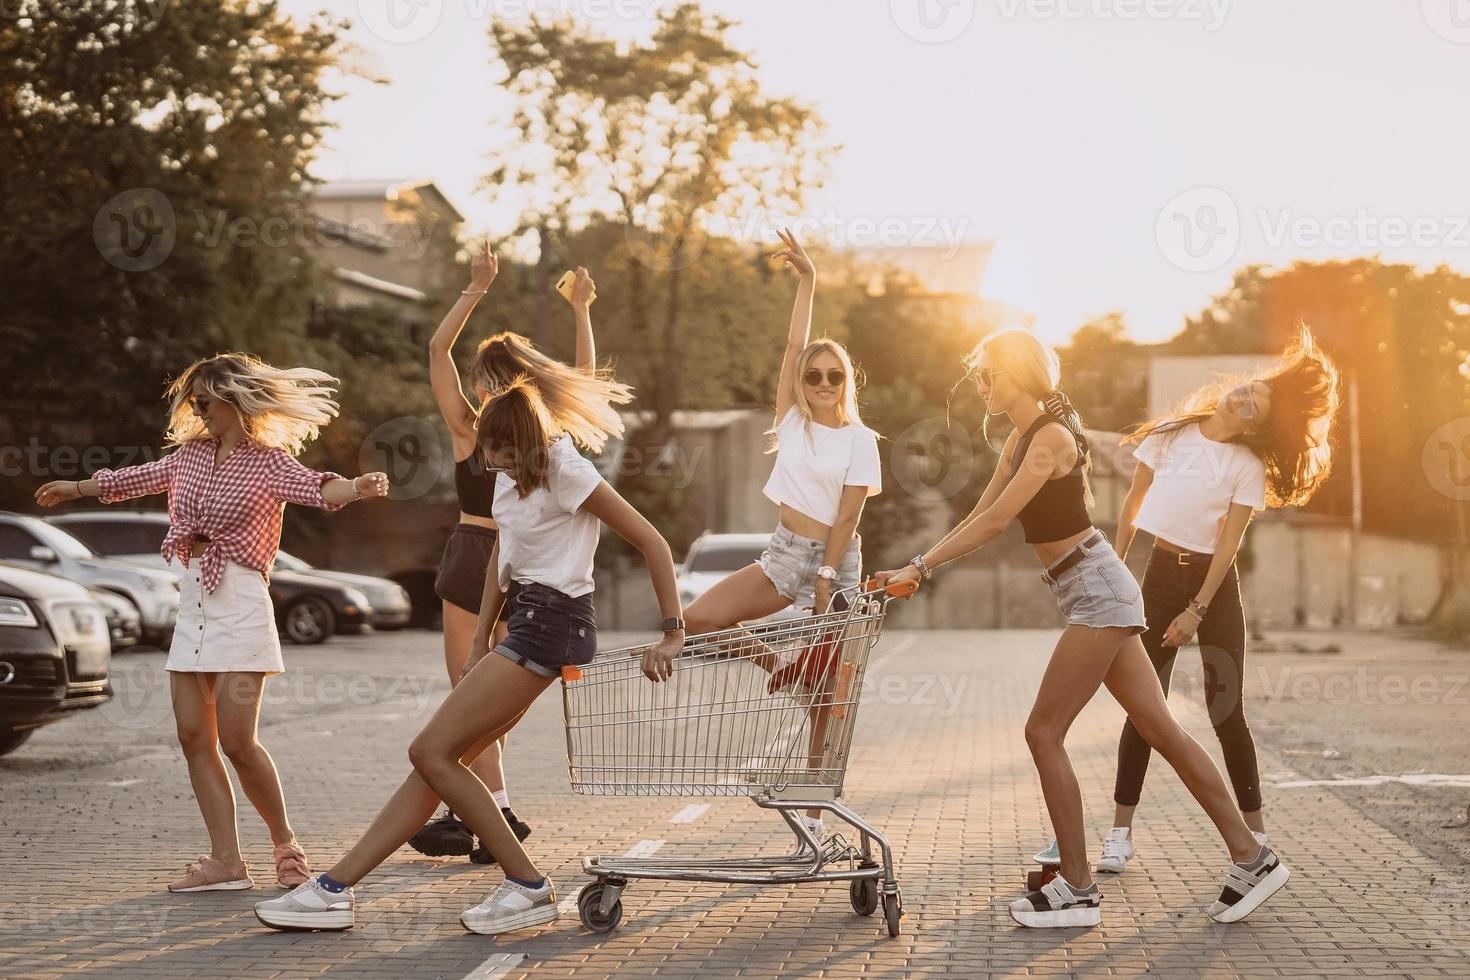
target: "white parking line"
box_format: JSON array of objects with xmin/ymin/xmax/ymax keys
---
[
  {"xmin": 623, "ymin": 839, "xmax": 666, "ymax": 858},
  {"xmin": 1269, "ymin": 772, "xmax": 1470, "ymax": 789},
  {"xmin": 460, "ymin": 952, "xmax": 528, "ymax": 979},
  {"xmin": 670, "ymin": 804, "xmax": 710, "ymax": 824}
]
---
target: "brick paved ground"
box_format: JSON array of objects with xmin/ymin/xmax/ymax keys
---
[{"xmin": 2, "ymin": 627, "xmax": 1467, "ymax": 978}]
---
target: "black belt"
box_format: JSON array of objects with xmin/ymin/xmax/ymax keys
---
[
  {"xmin": 1155, "ymin": 544, "xmax": 1211, "ymax": 565},
  {"xmin": 1046, "ymin": 529, "xmax": 1105, "ymax": 579}
]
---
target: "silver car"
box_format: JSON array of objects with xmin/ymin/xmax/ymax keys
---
[
  {"xmin": 677, "ymin": 532, "xmax": 803, "ymax": 624},
  {"xmin": 0, "ymin": 512, "xmax": 179, "ymax": 646}
]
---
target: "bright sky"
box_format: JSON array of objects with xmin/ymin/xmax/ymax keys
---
[{"xmin": 283, "ymin": 0, "xmax": 1470, "ymax": 345}]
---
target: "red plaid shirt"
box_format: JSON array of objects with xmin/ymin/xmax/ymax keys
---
[{"xmin": 93, "ymin": 439, "xmax": 346, "ymax": 593}]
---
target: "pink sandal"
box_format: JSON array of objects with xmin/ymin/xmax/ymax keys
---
[
  {"xmin": 168, "ymin": 855, "xmax": 253, "ymax": 892},
  {"xmin": 273, "ymin": 841, "xmax": 311, "ymax": 888}
]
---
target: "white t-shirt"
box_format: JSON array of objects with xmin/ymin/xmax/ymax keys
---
[
  {"xmin": 761, "ymin": 407, "xmax": 882, "ymax": 527},
  {"xmin": 493, "ymin": 435, "xmax": 605, "ymax": 597},
  {"xmin": 1131, "ymin": 423, "xmax": 1268, "ymax": 554}
]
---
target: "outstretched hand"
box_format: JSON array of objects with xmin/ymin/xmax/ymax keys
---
[
  {"xmin": 34, "ymin": 481, "xmax": 83, "ymax": 508},
  {"xmin": 567, "ymin": 266, "xmax": 597, "ymax": 307},
  {"xmin": 771, "ymin": 227, "xmax": 815, "ymax": 280},
  {"xmin": 354, "ymin": 472, "xmax": 390, "ymax": 499}
]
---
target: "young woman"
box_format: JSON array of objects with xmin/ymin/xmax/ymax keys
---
[
  {"xmin": 411, "ymin": 244, "xmax": 615, "ymax": 864},
  {"xmin": 34, "ymin": 353, "xmax": 389, "ymax": 892},
  {"xmin": 874, "ymin": 329, "xmax": 1289, "ymax": 928},
  {"xmin": 681, "ymin": 228, "xmax": 882, "ymax": 839},
  {"xmin": 1095, "ymin": 329, "xmax": 1339, "ymax": 874},
  {"xmin": 254, "ymin": 380, "xmax": 684, "ymax": 936}
]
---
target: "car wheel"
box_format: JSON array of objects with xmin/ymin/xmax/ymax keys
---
[
  {"xmin": 0, "ymin": 728, "xmax": 34, "ymax": 757},
  {"xmin": 283, "ymin": 596, "xmax": 336, "ymax": 645}
]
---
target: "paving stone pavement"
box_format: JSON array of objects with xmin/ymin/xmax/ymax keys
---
[{"xmin": 2, "ymin": 627, "xmax": 1467, "ymax": 979}]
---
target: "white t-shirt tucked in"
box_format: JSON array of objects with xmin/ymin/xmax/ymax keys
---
[
  {"xmin": 761, "ymin": 407, "xmax": 882, "ymax": 527},
  {"xmin": 493, "ymin": 435, "xmax": 604, "ymax": 597},
  {"xmin": 1131, "ymin": 423, "xmax": 1267, "ymax": 554}
]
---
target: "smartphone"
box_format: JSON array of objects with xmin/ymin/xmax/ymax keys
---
[{"xmin": 554, "ymin": 270, "xmax": 576, "ymax": 302}]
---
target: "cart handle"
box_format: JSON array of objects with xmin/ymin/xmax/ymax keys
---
[{"xmin": 862, "ymin": 576, "xmax": 919, "ymax": 598}]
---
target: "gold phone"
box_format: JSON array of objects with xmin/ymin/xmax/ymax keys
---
[{"xmin": 555, "ymin": 270, "xmax": 576, "ymax": 302}]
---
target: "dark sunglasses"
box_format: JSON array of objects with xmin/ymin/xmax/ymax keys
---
[
  {"xmin": 803, "ymin": 368, "xmax": 846, "ymax": 387},
  {"xmin": 976, "ymin": 367, "xmax": 1002, "ymax": 388},
  {"xmin": 191, "ymin": 395, "xmax": 213, "ymax": 414}
]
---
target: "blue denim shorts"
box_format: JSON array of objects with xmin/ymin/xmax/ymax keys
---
[
  {"xmin": 1041, "ymin": 535, "xmax": 1147, "ymax": 634},
  {"xmin": 756, "ymin": 524, "xmax": 861, "ymax": 609},
  {"xmin": 494, "ymin": 581, "xmax": 597, "ymax": 678}
]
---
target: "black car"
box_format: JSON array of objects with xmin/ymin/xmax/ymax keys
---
[
  {"xmin": 0, "ymin": 564, "xmax": 112, "ymax": 756},
  {"xmin": 47, "ymin": 510, "xmax": 373, "ymax": 646}
]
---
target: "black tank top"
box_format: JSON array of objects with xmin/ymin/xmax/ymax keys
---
[
  {"xmin": 1008, "ymin": 415, "xmax": 1091, "ymax": 544},
  {"xmin": 454, "ymin": 454, "xmax": 495, "ymax": 519}
]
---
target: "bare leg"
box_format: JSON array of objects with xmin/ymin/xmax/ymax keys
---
[
  {"xmin": 443, "ymin": 600, "xmax": 510, "ymax": 794},
  {"xmin": 1102, "ymin": 635, "xmax": 1261, "ymax": 862},
  {"xmin": 214, "ymin": 672, "xmax": 296, "ymax": 847},
  {"xmin": 409, "ymin": 655, "xmax": 553, "ymax": 882},
  {"xmin": 1025, "ymin": 626, "xmax": 1127, "ymax": 888},
  {"xmin": 326, "ymin": 722, "xmax": 519, "ymax": 885},
  {"xmin": 171, "ymin": 672, "xmax": 240, "ymax": 865}
]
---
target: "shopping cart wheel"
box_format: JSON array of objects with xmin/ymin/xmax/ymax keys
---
[
  {"xmin": 849, "ymin": 878, "xmax": 879, "ymax": 916},
  {"xmin": 577, "ymin": 882, "xmax": 624, "ymax": 933},
  {"xmin": 882, "ymin": 889, "xmax": 903, "ymax": 937}
]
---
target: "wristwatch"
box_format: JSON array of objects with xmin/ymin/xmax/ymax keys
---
[
  {"xmin": 910, "ymin": 554, "xmax": 934, "ymax": 581},
  {"xmin": 660, "ymin": 616, "xmax": 685, "ymax": 634},
  {"xmin": 815, "ymin": 565, "xmax": 838, "ymax": 582}
]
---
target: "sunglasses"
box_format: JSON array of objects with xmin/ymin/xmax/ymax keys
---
[
  {"xmin": 976, "ymin": 367, "xmax": 1002, "ymax": 388},
  {"xmin": 803, "ymin": 368, "xmax": 846, "ymax": 387},
  {"xmin": 191, "ymin": 395, "xmax": 213, "ymax": 414},
  {"xmin": 1229, "ymin": 384, "xmax": 1258, "ymax": 421}
]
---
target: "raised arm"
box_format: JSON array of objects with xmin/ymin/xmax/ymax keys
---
[
  {"xmin": 429, "ymin": 243, "xmax": 498, "ymax": 444},
  {"xmin": 578, "ymin": 481, "xmax": 684, "ymax": 683},
  {"xmin": 562, "ymin": 266, "xmax": 597, "ymax": 373},
  {"xmin": 771, "ymin": 228, "xmax": 815, "ymax": 422}
]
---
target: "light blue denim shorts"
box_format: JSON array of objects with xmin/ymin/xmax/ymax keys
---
[
  {"xmin": 756, "ymin": 524, "xmax": 861, "ymax": 609},
  {"xmin": 1041, "ymin": 534, "xmax": 1147, "ymax": 634}
]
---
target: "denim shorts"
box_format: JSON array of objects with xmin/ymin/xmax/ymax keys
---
[
  {"xmin": 756, "ymin": 524, "xmax": 861, "ymax": 609},
  {"xmin": 1040, "ymin": 535, "xmax": 1147, "ymax": 634},
  {"xmin": 494, "ymin": 581, "xmax": 598, "ymax": 679}
]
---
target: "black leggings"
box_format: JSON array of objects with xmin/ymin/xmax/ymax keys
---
[{"xmin": 1113, "ymin": 544, "xmax": 1262, "ymax": 813}]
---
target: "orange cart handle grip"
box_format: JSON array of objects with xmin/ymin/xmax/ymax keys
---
[{"xmin": 863, "ymin": 577, "xmax": 919, "ymax": 598}]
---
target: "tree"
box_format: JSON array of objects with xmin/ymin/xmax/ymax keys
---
[{"xmin": 0, "ymin": 0, "xmax": 343, "ymax": 506}]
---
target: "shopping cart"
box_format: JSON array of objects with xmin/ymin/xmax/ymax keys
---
[{"xmin": 560, "ymin": 579, "xmax": 915, "ymax": 937}]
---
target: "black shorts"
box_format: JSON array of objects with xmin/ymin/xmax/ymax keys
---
[
  {"xmin": 493, "ymin": 581, "xmax": 597, "ymax": 679},
  {"xmin": 434, "ymin": 524, "xmax": 498, "ymax": 615}
]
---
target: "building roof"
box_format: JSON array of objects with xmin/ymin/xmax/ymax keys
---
[
  {"xmin": 331, "ymin": 267, "xmax": 428, "ymax": 303},
  {"xmin": 311, "ymin": 179, "xmax": 466, "ymax": 224}
]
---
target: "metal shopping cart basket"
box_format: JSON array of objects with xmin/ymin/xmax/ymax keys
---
[{"xmin": 559, "ymin": 579, "xmax": 915, "ymax": 937}]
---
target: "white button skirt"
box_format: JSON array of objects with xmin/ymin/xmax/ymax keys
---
[{"xmin": 167, "ymin": 559, "xmax": 284, "ymax": 675}]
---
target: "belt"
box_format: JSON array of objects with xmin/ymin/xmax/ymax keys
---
[
  {"xmin": 1046, "ymin": 529, "xmax": 1105, "ymax": 579},
  {"xmin": 1155, "ymin": 542, "xmax": 1211, "ymax": 565}
]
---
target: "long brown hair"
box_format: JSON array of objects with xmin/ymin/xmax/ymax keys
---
[
  {"xmin": 475, "ymin": 377, "xmax": 556, "ymax": 498},
  {"xmin": 1127, "ymin": 326, "xmax": 1341, "ymax": 507},
  {"xmin": 469, "ymin": 332, "xmax": 631, "ymax": 453}
]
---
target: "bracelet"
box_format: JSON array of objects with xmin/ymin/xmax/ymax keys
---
[
  {"xmin": 461, "ymin": 287, "xmax": 488, "ymax": 296},
  {"xmin": 1186, "ymin": 599, "xmax": 1208, "ymax": 618},
  {"xmin": 74, "ymin": 480, "xmax": 82, "ymax": 497},
  {"xmin": 910, "ymin": 554, "xmax": 933, "ymax": 581}
]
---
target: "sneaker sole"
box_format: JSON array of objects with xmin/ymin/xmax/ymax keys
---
[
  {"xmin": 1094, "ymin": 859, "xmax": 1130, "ymax": 874},
  {"xmin": 459, "ymin": 904, "xmax": 560, "ymax": 936},
  {"xmin": 168, "ymin": 879, "xmax": 254, "ymax": 893},
  {"xmin": 1009, "ymin": 904, "xmax": 1101, "ymax": 928},
  {"xmin": 253, "ymin": 908, "xmax": 354, "ymax": 931},
  {"xmin": 1208, "ymin": 862, "xmax": 1290, "ymax": 923}
]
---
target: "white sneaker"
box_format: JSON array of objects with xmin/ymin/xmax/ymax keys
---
[
  {"xmin": 460, "ymin": 878, "xmax": 559, "ymax": 935},
  {"xmin": 1094, "ymin": 827, "xmax": 1135, "ymax": 874},
  {"xmin": 254, "ymin": 876, "xmax": 354, "ymax": 931},
  {"xmin": 1207, "ymin": 845, "xmax": 1290, "ymax": 922},
  {"xmin": 1009, "ymin": 876, "xmax": 1102, "ymax": 928},
  {"xmin": 1253, "ymin": 831, "xmax": 1268, "ymax": 846}
]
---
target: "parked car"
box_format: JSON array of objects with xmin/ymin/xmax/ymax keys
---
[
  {"xmin": 272, "ymin": 551, "xmax": 411, "ymax": 630},
  {"xmin": 678, "ymin": 532, "xmax": 803, "ymax": 623},
  {"xmin": 0, "ymin": 564, "xmax": 112, "ymax": 756},
  {"xmin": 49, "ymin": 510, "xmax": 372, "ymax": 645},
  {"xmin": 0, "ymin": 512, "xmax": 179, "ymax": 647},
  {"xmin": 88, "ymin": 588, "xmax": 141, "ymax": 651}
]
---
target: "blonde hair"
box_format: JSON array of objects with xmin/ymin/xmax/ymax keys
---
[
  {"xmin": 475, "ymin": 376, "xmax": 556, "ymax": 497},
  {"xmin": 963, "ymin": 328, "xmax": 1094, "ymax": 507},
  {"xmin": 164, "ymin": 352, "xmax": 339, "ymax": 456},
  {"xmin": 767, "ymin": 339, "xmax": 875, "ymax": 451},
  {"xmin": 468, "ymin": 332, "xmax": 631, "ymax": 453}
]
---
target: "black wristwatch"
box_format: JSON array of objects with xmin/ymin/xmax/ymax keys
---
[{"xmin": 660, "ymin": 616, "xmax": 685, "ymax": 634}]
